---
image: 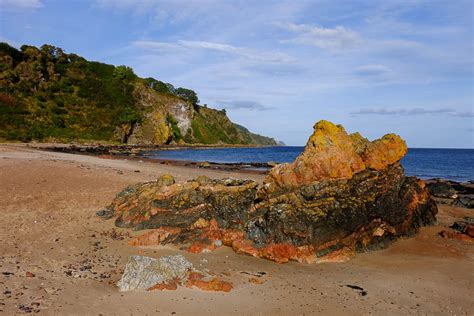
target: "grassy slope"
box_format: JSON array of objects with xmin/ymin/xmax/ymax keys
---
[{"xmin": 0, "ymin": 43, "xmax": 277, "ymax": 145}]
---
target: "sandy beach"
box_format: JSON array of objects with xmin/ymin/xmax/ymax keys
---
[{"xmin": 0, "ymin": 144, "xmax": 472, "ymax": 315}]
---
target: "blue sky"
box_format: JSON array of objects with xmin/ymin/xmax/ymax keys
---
[{"xmin": 1, "ymin": 0, "xmax": 473, "ymax": 147}]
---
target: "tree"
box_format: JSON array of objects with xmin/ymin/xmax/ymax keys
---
[
  {"xmin": 0, "ymin": 42, "xmax": 24, "ymax": 64},
  {"xmin": 40, "ymin": 44, "xmax": 65, "ymax": 60},
  {"xmin": 145, "ymin": 78, "xmax": 173, "ymax": 94},
  {"xmin": 165, "ymin": 83, "xmax": 176, "ymax": 94},
  {"xmin": 175, "ymin": 87, "xmax": 199, "ymax": 105},
  {"xmin": 113, "ymin": 65, "xmax": 136, "ymax": 81}
]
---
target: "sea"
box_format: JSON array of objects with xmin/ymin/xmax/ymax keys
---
[{"xmin": 144, "ymin": 147, "xmax": 474, "ymax": 182}]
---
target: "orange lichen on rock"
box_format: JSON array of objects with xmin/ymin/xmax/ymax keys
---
[
  {"xmin": 314, "ymin": 247, "xmax": 355, "ymax": 263},
  {"xmin": 262, "ymin": 120, "xmax": 407, "ymax": 194},
  {"xmin": 186, "ymin": 272, "xmax": 233, "ymax": 292},
  {"xmin": 439, "ymin": 230, "xmax": 474, "ymax": 243},
  {"xmin": 260, "ymin": 243, "xmax": 297, "ymax": 264},
  {"xmin": 147, "ymin": 280, "xmax": 179, "ymax": 291},
  {"xmin": 230, "ymin": 239, "xmax": 260, "ymax": 257},
  {"xmin": 362, "ymin": 134, "xmax": 408, "ymax": 170},
  {"xmin": 128, "ymin": 227, "xmax": 182, "ymax": 246},
  {"xmin": 248, "ymin": 277, "xmax": 264, "ymax": 284},
  {"xmin": 187, "ymin": 241, "xmax": 218, "ymax": 253}
]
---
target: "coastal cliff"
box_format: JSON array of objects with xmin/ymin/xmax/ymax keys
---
[
  {"xmin": 0, "ymin": 43, "xmax": 277, "ymax": 146},
  {"xmin": 99, "ymin": 120, "xmax": 438, "ymax": 263}
]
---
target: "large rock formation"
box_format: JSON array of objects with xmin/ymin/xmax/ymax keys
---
[{"xmin": 100, "ymin": 120, "xmax": 438, "ymax": 263}]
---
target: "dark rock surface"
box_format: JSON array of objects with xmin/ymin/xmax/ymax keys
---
[
  {"xmin": 100, "ymin": 120, "xmax": 438, "ymax": 263},
  {"xmin": 426, "ymin": 179, "xmax": 474, "ymax": 208}
]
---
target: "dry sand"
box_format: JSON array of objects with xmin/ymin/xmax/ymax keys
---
[{"xmin": 0, "ymin": 144, "xmax": 472, "ymax": 315}]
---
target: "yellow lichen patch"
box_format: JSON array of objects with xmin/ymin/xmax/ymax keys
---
[
  {"xmin": 150, "ymin": 110, "xmax": 170, "ymax": 144},
  {"xmin": 192, "ymin": 218, "xmax": 210, "ymax": 229},
  {"xmin": 363, "ymin": 134, "xmax": 407, "ymax": 170},
  {"xmin": 263, "ymin": 120, "xmax": 409, "ymax": 194}
]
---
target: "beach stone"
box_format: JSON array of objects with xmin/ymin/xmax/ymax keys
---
[
  {"xmin": 439, "ymin": 218, "xmax": 474, "ymax": 242},
  {"xmin": 103, "ymin": 120, "xmax": 438, "ymax": 263},
  {"xmin": 117, "ymin": 255, "xmax": 193, "ymax": 292},
  {"xmin": 156, "ymin": 174, "xmax": 175, "ymax": 187}
]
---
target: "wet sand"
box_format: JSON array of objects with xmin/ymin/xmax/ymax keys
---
[{"xmin": 0, "ymin": 144, "xmax": 472, "ymax": 315}]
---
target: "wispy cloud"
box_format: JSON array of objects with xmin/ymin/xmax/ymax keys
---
[
  {"xmin": 278, "ymin": 23, "xmax": 360, "ymax": 50},
  {"xmin": 354, "ymin": 64, "xmax": 391, "ymax": 76},
  {"xmin": 351, "ymin": 108, "xmax": 474, "ymax": 117},
  {"xmin": 0, "ymin": 0, "xmax": 43, "ymax": 9},
  {"xmin": 131, "ymin": 40, "xmax": 293, "ymax": 63},
  {"xmin": 214, "ymin": 100, "xmax": 273, "ymax": 111},
  {"xmin": 132, "ymin": 41, "xmax": 179, "ymax": 51}
]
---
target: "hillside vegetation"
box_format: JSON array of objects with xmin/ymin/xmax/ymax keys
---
[{"xmin": 0, "ymin": 43, "xmax": 277, "ymax": 146}]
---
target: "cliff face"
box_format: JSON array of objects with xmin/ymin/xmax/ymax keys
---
[
  {"xmin": 0, "ymin": 43, "xmax": 277, "ymax": 146},
  {"xmin": 100, "ymin": 120, "xmax": 438, "ymax": 264}
]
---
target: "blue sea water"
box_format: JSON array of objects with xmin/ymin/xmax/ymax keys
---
[{"xmin": 145, "ymin": 147, "xmax": 474, "ymax": 182}]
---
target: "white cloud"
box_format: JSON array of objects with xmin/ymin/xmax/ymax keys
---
[
  {"xmin": 279, "ymin": 23, "xmax": 360, "ymax": 50},
  {"xmin": 0, "ymin": 0, "xmax": 43, "ymax": 9},
  {"xmin": 131, "ymin": 40, "xmax": 293, "ymax": 63}
]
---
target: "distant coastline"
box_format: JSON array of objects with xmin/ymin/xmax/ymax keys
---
[{"xmin": 20, "ymin": 143, "xmax": 473, "ymax": 182}]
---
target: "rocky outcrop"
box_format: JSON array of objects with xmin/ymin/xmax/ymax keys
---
[
  {"xmin": 260, "ymin": 121, "xmax": 407, "ymax": 195},
  {"xmin": 100, "ymin": 120, "xmax": 438, "ymax": 263},
  {"xmin": 426, "ymin": 179, "xmax": 474, "ymax": 208}
]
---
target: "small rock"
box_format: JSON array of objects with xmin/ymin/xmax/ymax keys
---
[
  {"xmin": 199, "ymin": 161, "xmax": 211, "ymax": 168},
  {"xmin": 117, "ymin": 255, "xmax": 193, "ymax": 292},
  {"xmin": 156, "ymin": 174, "xmax": 175, "ymax": 187},
  {"xmin": 25, "ymin": 272, "xmax": 35, "ymax": 278},
  {"xmin": 249, "ymin": 277, "xmax": 264, "ymax": 284},
  {"xmin": 96, "ymin": 208, "xmax": 114, "ymax": 219}
]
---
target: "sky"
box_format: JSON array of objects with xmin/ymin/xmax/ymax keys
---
[{"xmin": 1, "ymin": 0, "xmax": 473, "ymax": 147}]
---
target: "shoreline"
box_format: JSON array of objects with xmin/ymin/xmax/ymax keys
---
[
  {"xmin": 20, "ymin": 143, "xmax": 474, "ymax": 183},
  {"xmin": 0, "ymin": 143, "xmax": 472, "ymax": 314}
]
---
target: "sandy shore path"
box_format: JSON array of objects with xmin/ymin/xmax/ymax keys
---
[{"xmin": 0, "ymin": 144, "xmax": 472, "ymax": 315}]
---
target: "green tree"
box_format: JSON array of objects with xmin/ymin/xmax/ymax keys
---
[
  {"xmin": 0, "ymin": 42, "xmax": 24, "ymax": 64},
  {"xmin": 175, "ymin": 87, "xmax": 199, "ymax": 105},
  {"xmin": 113, "ymin": 65, "xmax": 136, "ymax": 81}
]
